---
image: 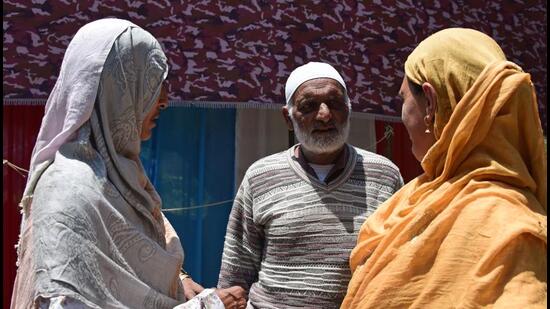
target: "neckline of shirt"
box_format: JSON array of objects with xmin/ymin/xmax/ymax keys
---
[{"xmin": 286, "ymin": 144, "xmax": 357, "ymax": 191}]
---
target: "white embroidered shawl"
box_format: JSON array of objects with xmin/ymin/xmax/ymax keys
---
[{"xmin": 12, "ymin": 18, "xmax": 192, "ymax": 309}]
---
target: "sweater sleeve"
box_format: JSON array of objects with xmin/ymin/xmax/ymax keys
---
[
  {"xmin": 217, "ymin": 176, "xmax": 264, "ymax": 290},
  {"xmin": 396, "ymin": 171, "xmax": 405, "ymax": 190}
]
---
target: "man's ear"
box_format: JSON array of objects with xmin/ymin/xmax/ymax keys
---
[
  {"xmin": 422, "ymin": 82, "xmax": 437, "ymax": 119},
  {"xmin": 282, "ymin": 106, "xmax": 294, "ymax": 131}
]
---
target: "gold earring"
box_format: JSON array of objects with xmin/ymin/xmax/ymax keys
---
[{"xmin": 424, "ymin": 115, "xmax": 432, "ymax": 134}]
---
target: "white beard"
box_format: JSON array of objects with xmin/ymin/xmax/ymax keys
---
[{"xmin": 290, "ymin": 115, "xmax": 350, "ymax": 154}]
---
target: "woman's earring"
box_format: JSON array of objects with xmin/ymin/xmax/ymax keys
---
[{"xmin": 424, "ymin": 115, "xmax": 432, "ymax": 134}]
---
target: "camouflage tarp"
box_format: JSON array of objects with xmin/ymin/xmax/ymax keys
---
[{"xmin": 3, "ymin": 1, "xmax": 547, "ymax": 128}]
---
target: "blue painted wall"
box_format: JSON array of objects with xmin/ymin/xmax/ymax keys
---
[{"xmin": 141, "ymin": 106, "xmax": 236, "ymax": 288}]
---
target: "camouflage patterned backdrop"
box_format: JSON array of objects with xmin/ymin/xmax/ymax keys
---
[{"xmin": 3, "ymin": 0, "xmax": 547, "ymax": 129}]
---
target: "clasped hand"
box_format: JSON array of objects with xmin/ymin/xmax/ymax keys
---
[{"xmin": 183, "ymin": 277, "xmax": 247, "ymax": 309}]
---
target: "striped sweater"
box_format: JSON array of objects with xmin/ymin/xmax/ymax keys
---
[{"xmin": 218, "ymin": 144, "xmax": 403, "ymax": 308}]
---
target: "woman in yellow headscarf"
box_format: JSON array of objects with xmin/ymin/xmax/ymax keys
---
[{"xmin": 342, "ymin": 28, "xmax": 547, "ymax": 308}]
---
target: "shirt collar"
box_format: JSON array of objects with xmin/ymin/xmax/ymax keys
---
[{"xmin": 292, "ymin": 144, "xmax": 349, "ymax": 184}]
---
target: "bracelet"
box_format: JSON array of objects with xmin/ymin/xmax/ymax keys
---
[{"xmin": 179, "ymin": 268, "xmax": 191, "ymax": 280}]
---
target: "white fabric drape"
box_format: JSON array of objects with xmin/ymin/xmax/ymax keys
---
[{"xmin": 235, "ymin": 108, "xmax": 376, "ymax": 189}]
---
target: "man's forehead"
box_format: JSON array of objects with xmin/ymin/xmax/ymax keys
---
[{"xmin": 294, "ymin": 78, "xmax": 345, "ymax": 96}]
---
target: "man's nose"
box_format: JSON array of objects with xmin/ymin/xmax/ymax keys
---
[{"xmin": 316, "ymin": 102, "xmax": 332, "ymax": 122}]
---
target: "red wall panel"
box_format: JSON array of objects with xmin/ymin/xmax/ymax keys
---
[
  {"xmin": 375, "ymin": 120, "xmax": 423, "ymax": 184},
  {"xmin": 3, "ymin": 105, "xmax": 44, "ymax": 308}
]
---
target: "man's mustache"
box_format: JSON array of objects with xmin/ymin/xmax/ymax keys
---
[{"xmin": 310, "ymin": 121, "xmax": 342, "ymax": 131}]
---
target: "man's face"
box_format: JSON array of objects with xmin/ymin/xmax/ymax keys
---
[
  {"xmin": 140, "ymin": 84, "xmax": 168, "ymax": 141},
  {"xmin": 286, "ymin": 78, "xmax": 350, "ymax": 154}
]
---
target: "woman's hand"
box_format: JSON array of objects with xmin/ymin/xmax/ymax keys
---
[
  {"xmin": 181, "ymin": 277, "xmax": 205, "ymax": 300},
  {"xmin": 215, "ymin": 286, "xmax": 247, "ymax": 309}
]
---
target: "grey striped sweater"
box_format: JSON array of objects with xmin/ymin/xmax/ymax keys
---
[{"xmin": 218, "ymin": 144, "xmax": 403, "ymax": 308}]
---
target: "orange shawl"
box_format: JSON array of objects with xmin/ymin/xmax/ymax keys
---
[{"xmin": 342, "ymin": 29, "xmax": 547, "ymax": 308}]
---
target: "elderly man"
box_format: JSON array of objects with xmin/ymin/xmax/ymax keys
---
[{"xmin": 218, "ymin": 62, "xmax": 403, "ymax": 308}]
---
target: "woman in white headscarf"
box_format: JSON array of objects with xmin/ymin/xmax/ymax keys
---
[{"xmin": 11, "ymin": 18, "xmax": 245, "ymax": 309}]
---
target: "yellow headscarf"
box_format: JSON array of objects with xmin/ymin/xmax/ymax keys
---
[
  {"xmin": 342, "ymin": 28, "xmax": 546, "ymax": 308},
  {"xmin": 405, "ymin": 28, "xmax": 507, "ymax": 140}
]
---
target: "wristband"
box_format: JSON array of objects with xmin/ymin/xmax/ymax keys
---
[{"xmin": 180, "ymin": 268, "xmax": 191, "ymax": 280}]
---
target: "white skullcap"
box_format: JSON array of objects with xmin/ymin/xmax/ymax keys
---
[{"xmin": 285, "ymin": 62, "xmax": 347, "ymax": 106}]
